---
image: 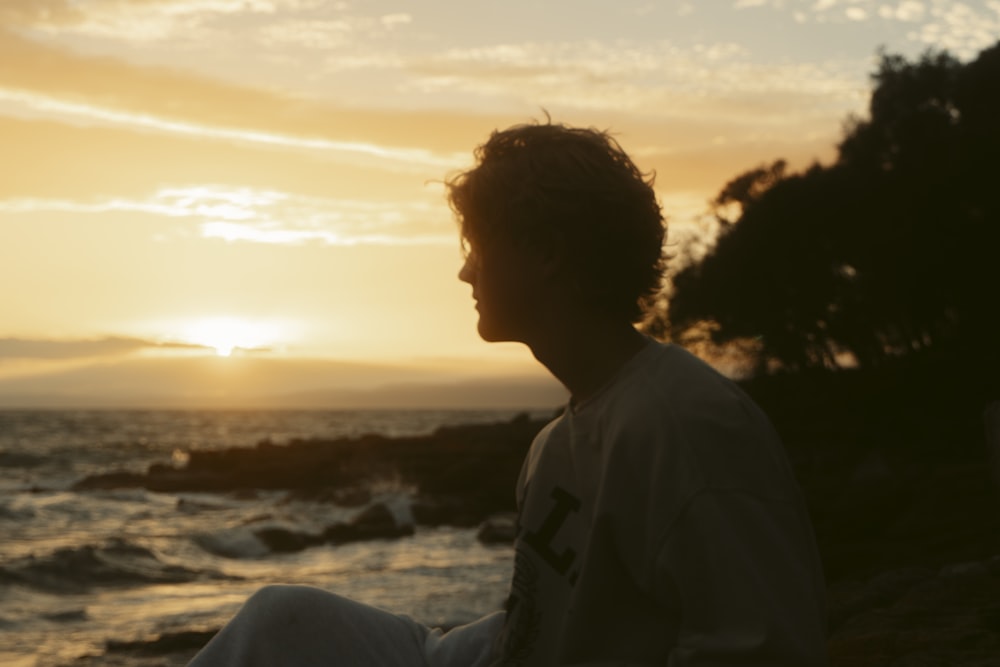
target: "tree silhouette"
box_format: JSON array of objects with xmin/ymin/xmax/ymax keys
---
[{"xmin": 664, "ymin": 42, "xmax": 1000, "ymax": 392}]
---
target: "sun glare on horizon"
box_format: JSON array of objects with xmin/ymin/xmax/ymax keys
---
[{"xmin": 180, "ymin": 317, "xmax": 289, "ymax": 357}]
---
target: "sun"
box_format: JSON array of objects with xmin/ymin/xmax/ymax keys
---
[{"xmin": 182, "ymin": 317, "xmax": 284, "ymax": 357}]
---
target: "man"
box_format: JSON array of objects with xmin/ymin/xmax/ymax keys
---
[{"xmin": 188, "ymin": 121, "xmax": 828, "ymax": 666}]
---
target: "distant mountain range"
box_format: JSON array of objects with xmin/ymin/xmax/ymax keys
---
[{"xmin": 0, "ymin": 355, "xmax": 567, "ymax": 409}]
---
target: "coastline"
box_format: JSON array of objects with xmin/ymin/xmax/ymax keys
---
[{"xmin": 66, "ymin": 407, "xmax": 1000, "ymax": 665}]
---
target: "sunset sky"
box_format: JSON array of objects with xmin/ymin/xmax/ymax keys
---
[{"xmin": 2, "ymin": 0, "xmax": 998, "ymax": 407}]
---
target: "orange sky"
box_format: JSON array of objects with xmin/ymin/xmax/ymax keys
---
[{"xmin": 2, "ymin": 0, "xmax": 997, "ymax": 407}]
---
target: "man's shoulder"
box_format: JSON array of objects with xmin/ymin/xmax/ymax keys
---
[
  {"xmin": 610, "ymin": 341, "xmax": 750, "ymax": 415},
  {"xmin": 602, "ymin": 342, "xmax": 793, "ymax": 485}
]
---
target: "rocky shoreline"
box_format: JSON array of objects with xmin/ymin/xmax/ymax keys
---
[
  {"xmin": 75, "ymin": 412, "xmax": 546, "ymax": 527},
  {"xmin": 72, "ymin": 411, "xmax": 1000, "ymax": 664}
]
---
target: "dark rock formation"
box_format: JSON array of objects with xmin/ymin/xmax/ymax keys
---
[
  {"xmin": 253, "ymin": 525, "xmax": 324, "ymax": 553},
  {"xmin": 827, "ymin": 555, "xmax": 1000, "ymax": 665},
  {"xmin": 476, "ymin": 512, "xmax": 518, "ymax": 545},
  {"xmin": 324, "ymin": 500, "xmax": 415, "ymax": 544},
  {"xmin": 73, "ymin": 413, "xmax": 547, "ymax": 526},
  {"xmin": 105, "ymin": 629, "xmax": 219, "ymax": 656}
]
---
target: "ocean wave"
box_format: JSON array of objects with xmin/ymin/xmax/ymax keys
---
[
  {"xmin": 194, "ymin": 496, "xmax": 418, "ymax": 559},
  {"xmin": 105, "ymin": 629, "xmax": 219, "ymax": 657},
  {"xmin": 0, "ymin": 538, "xmax": 237, "ymax": 593},
  {"xmin": 0, "ymin": 451, "xmax": 48, "ymax": 470},
  {"xmin": 0, "ymin": 501, "xmax": 36, "ymax": 521},
  {"xmin": 51, "ymin": 629, "xmax": 218, "ymax": 667},
  {"xmin": 193, "ymin": 526, "xmax": 274, "ymax": 559}
]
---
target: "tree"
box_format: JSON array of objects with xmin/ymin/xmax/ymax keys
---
[{"xmin": 664, "ymin": 42, "xmax": 1000, "ymax": 387}]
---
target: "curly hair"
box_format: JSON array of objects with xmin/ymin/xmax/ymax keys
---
[{"xmin": 446, "ymin": 120, "xmax": 666, "ymax": 322}]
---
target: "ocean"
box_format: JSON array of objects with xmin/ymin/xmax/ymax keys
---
[{"xmin": 0, "ymin": 409, "xmax": 542, "ymax": 666}]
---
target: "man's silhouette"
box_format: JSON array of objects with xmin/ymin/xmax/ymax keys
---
[{"xmin": 188, "ymin": 121, "xmax": 828, "ymax": 666}]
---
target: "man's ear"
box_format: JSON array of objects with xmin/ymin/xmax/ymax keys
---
[{"xmin": 524, "ymin": 227, "xmax": 568, "ymax": 280}]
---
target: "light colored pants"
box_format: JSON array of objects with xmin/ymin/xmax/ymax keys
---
[{"xmin": 187, "ymin": 585, "xmax": 503, "ymax": 667}]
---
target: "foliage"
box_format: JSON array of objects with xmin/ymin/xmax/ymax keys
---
[{"xmin": 663, "ymin": 42, "xmax": 1000, "ymax": 391}]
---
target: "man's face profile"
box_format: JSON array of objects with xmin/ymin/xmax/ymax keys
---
[{"xmin": 458, "ymin": 233, "xmax": 547, "ymax": 345}]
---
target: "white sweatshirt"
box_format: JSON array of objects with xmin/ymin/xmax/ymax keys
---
[{"xmin": 491, "ymin": 341, "xmax": 829, "ymax": 666}]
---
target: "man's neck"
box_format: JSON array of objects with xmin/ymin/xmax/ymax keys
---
[{"xmin": 529, "ymin": 320, "xmax": 650, "ymax": 407}]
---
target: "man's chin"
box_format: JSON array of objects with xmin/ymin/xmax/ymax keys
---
[
  {"xmin": 476, "ymin": 320, "xmax": 512, "ymax": 343},
  {"xmin": 476, "ymin": 325, "xmax": 502, "ymax": 342}
]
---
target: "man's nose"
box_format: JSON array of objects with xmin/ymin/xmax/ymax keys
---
[{"xmin": 458, "ymin": 257, "xmax": 476, "ymax": 285}]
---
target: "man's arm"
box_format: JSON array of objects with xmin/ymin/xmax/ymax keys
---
[{"xmin": 654, "ymin": 490, "xmax": 829, "ymax": 666}]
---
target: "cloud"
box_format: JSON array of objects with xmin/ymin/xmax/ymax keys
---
[
  {"xmin": 162, "ymin": 184, "xmax": 456, "ymax": 246},
  {"xmin": 878, "ymin": 1, "xmax": 927, "ymax": 21},
  {"xmin": 782, "ymin": 0, "xmax": 999, "ymax": 57},
  {"xmin": 909, "ymin": 1, "xmax": 1000, "ymax": 58},
  {"xmin": 0, "ymin": 336, "xmax": 207, "ymax": 360},
  {"xmin": 0, "ymin": 185, "xmax": 455, "ymax": 246},
  {"xmin": 0, "ymin": 31, "xmax": 482, "ymax": 170},
  {"xmin": 253, "ymin": 11, "xmax": 416, "ymax": 52},
  {"xmin": 1, "ymin": 0, "xmax": 399, "ymax": 47},
  {"xmin": 0, "ymin": 20, "xmax": 864, "ymax": 153},
  {"xmin": 0, "ymin": 1, "xmax": 84, "ymax": 27},
  {"xmin": 405, "ymin": 39, "xmax": 863, "ymax": 126},
  {"xmin": 0, "ymin": 88, "xmax": 458, "ymax": 172},
  {"xmin": 0, "ymin": 0, "xmax": 301, "ymax": 29},
  {"xmin": 0, "ymin": 114, "xmax": 420, "ymax": 204},
  {"xmin": 0, "ymin": 15, "xmax": 861, "ymax": 218},
  {"xmin": 380, "ymin": 13, "xmax": 412, "ymax": 28},
  {"xmin": 255, "ymin": 18, "xmax": 354, "ymax": 50},
  {"xmin": 728, "ymin": 1, "xmax": 998, "ymax": 59}
]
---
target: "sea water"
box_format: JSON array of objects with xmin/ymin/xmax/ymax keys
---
[{"xmin": 0, "ymin": 409, "xmax": 539, "ymax": 666}]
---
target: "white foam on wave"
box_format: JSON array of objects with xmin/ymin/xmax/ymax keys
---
[{"xmin": 194, "ymin": 528, "xmax": 270, "ymax": 559}]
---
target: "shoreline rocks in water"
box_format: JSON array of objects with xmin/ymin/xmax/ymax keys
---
[
  {"xmin": 68, "ymin": 411, "xmax": 1000, "ymax": 664},
  {"xmin": 74, "ymin": 413, "xmax": 549, "ymax": 528}
]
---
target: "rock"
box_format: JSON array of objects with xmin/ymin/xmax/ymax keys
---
[
  {"xmin": 412, "ymin": 495, "xmax": 481, "ymax": 527},
  {"xmin": 828, "ymin": 554, "xmax": 1000, "ymax": 665},
  {"xmin": 72, "ymin": 471, "xmax": 146, "ymax": 491},
  {"xmin": 330, "ymin": 486, "xmax": 373, "ymax": 507},
  {"xmin": 43, "ymin": 608, "xmax": 88, "ymax": 622},
  {"xmin": 476, "ymin": 513, "xmax": 518, "ymax": 544},
  {"xmin": 71, "ymin": 413, "xmax": 548, "ymax": 526},
  {"xmin": 105, "ymin": 629, "xmax": 219, "ymax": 656},
  {"xmin": 984, "ymin": 401, "xmax": 1000, "ymax": 492},
  {"xmin": 826, "ymin": 450, "xmax": 909, "ymax": 540},
  {"xmin": 194, "ymin": 529, "xmax": 270, "ymax": 559},
  {"xmin": 324, "ymin": 501, "xmax": 415, "ymax": 544},
  {"xmin": 940, "ymin": 561, "xmax": 991, "ymax": 577},
  {"xmin": 827, "ymin": 567, "xmax": 934, "ymax": 633},
  {"xmin": 253, "ymin": 525, "xmax": 323, "ymax": 553},
  {"xmin": 176, "ymin": 497, "xmax": 226, "ymax": 514},
  {"xmin": 283, "ymin": 486, "xmax": 372, "ymax": 506}
]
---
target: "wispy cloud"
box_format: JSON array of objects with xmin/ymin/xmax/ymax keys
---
[
  {"xmin": 0, "ymin": 336, "xmax": 207, "ymax": 360},
  {"xmin": 0, "ymin": 88, "xmax": 460, "ymax": 171},
  {"xmin": 0, "ymin": 13, "xmax": 860, "ymax": 155},
  {"xmin": 878, "ymin": 1, "xmax": 929, "ymax": 21},
  {"xmin": 0, "ymin": 0, "xmax": 302, "ymax": 34},
  {"xmin": 0, "ymin": 185, "xmax": 455, "ymax": 246},
  {"xmin": 0, "ymin": 30, "xmax": 476, "ymax": 169},
  {"xmin": 776, "ymin": 1, "xmax": 1000, "ymax": 58},
  {"xmin": 255, "ymin": 18, "xmax": 355, "ymax": 50},
  {"xmin": 406, "ymin": 40, "xmax": 863, "ymax": 125},
  {"xmin": 909, "ymin": 1, "xmax": 1000, "ymax": 57},
  {"xmin": 3, "ymin": 0, "xmax": 403, "ymax": 47}
]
